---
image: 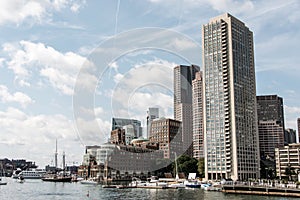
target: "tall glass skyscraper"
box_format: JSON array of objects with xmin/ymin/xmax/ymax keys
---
[
  {"xmin": 174, "ymin": 65, "xmax": 200, "ymax": 156},
  {"xmin": 202, "ymin": 13, "xmax": 260, "ymax": 181}
]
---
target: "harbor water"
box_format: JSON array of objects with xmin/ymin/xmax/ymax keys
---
[{"xmin": 0, "ymin": 177, "xmax": 298, "ymax": 200}]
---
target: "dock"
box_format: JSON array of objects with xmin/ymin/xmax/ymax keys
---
[{"xmin": 223, "ymin": 185, "xmax": 300, "ymax": 197}]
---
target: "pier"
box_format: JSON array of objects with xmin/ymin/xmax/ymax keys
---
[{"xmin": 223, "ymin": 185, "xmax": 300, "ymax": 197}]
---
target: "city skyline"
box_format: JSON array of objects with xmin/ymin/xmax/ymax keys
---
[{"xmin": 0, "ymin": 1, "xmax": 300, "ymax": 167}]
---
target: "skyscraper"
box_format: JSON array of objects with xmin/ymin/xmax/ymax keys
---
[
  {"xmin": 192, "ymin": 71, "xmax": 204, "ymax": 159},
  {"xmin": 202, "ymin": 13, "xmax": 260, "ymax": 180},
  {"xmin": 256, "ymin": 95, "xmax": 285, "ymax": 158},
  {"xmin": 146, "ymin": 107, "xmax": 159, "ymax": 138},
  {"xmin": 174, "ymin": 64, "xmax": 200, "ymax": 156}
]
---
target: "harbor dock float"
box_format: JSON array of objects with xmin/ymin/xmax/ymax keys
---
[{"xmin": 223, "ymin": 185, "xmax": 300, "ymax": 197}]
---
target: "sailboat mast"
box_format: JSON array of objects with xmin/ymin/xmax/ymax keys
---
[
  {"xmin": 175, "ymin": 152, "xmax": 179, "ymax": 180},
  {"xmin": 55, "ymin": 139, "xmax": 58, "ymax": 169},
  {"xmin": 62, "ymin": 151, "xmax": 65, "ymax": 170}
]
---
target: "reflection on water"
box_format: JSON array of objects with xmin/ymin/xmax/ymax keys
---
[{"xmin": 0, "ymin": 177, "xmax": 298, "ymax": 200}]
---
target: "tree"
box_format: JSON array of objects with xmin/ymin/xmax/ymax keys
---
[
  {"xmin": 173, "ymin": 155, "xmax": 198, "ymax": 177},
  {"xmin": 197, "ymin": 158, "xmax": 205, "ymax": 178},
  {"xmin": 285, "ymin": 164, "xmax": 296, "ymax": 181}
]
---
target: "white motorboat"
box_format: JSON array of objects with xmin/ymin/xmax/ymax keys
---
[
  {"xmin": 11, "ymin": 168, "xmax": 22, "ymax": 179},
  {"xmin": 184, "ymin": 180, "xmax": 201, "ymax": 188},
  {"xmin": 184, "ymin": 173, "xmax": 201, "ymax": 188},
  {"xmin": 80, "ymin": 179, "xmax": 99, "ymax": 185},
  {"xmin": 129, "ymin": 177, "xmax": 147, "ymax": 187},
  {"xmin": 146, "ymin": 176, "xmax": 168, "ymax": 187},
  {"xmin": 0, "ymin": 178, "xmax": 7, "ymax": 185},
  {"xmin": 168, "ymin": 182, "xmax": 185, "ymax": 188}
]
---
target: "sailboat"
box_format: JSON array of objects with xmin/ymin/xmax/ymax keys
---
[
  {"xmin": 42, "ymin": 140, "xmax": 72, "ymax": 182},
  {"xmin": 168, "ymin": 152, "xmax": 185, "ymax": 188}
]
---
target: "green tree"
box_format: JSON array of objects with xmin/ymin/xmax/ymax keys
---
[
  {"xmin": 174, "ymin": 155, "xmax": 198, "ymax": 177},
  {"xmin": 285, "ymin": 164, "xmax": 296, "ymax": 181},
  {"xmin": 197, "ymin": 158, "xmax": 205, "ymax": 178}
]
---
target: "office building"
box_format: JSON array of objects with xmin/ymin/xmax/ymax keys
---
[
  {"xmin": 192, "ymin": 71, "xmax": 204, "ymax": 159},
  {"xmin": 284, "ymin": 128, "xmax": 297, "ymax": 145},
  {"xmin": 275, "ymin": 143, "xmax": 300, "ymax": 180},
  {"xmin": 174, "ymin": 64, "xmax": 200, "ymax": 156},
  {"xmin": 112, "ymin": 118, "xmax": 142, "ymax": 138},
  {"xmin": 149, "ymin": 118, "xmax": 182, "ymax": 159},
  {"xmin": 202, "ymin": 13, "xmax": 260, "ymax": 180},
  {"xmin": 256, "ymin": 95, "xmax": 285, "ymax": 158},
  {"xmin": 146, "ymin": 107, "xmax": 159, "ymax": 138}
]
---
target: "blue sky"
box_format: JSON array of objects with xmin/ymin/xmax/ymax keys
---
[{"xmin": 0, "ymin": 0, "xmax": 300, "ymax": 168}]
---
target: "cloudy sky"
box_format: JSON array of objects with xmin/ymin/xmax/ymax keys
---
[{"xmin": 0, "ymin": 0, "xmax": 300, "ymax": 168}]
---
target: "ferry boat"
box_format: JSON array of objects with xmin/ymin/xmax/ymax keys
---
[{"xmin": 17, "ymin": 169, "xmax": 46, "ymax": 179}]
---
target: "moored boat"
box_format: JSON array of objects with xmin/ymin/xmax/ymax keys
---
[
  {"xmin": 42, "ymin": 175, "xmax": 72, "ymax": 182},
  {"xmin": 184, "ymin": 180, "xmax": 201, "ymax": 188},
  {"xmin": 80, "ymin": 179, "xmax": 99, "ymax": 185},
  {"xmin": 17, "ymin": 169, "xmax": 46, "ymax": 179},
  {"xmin": 0, "ymin": 178, "xmax": 7, "ymax": 185}
]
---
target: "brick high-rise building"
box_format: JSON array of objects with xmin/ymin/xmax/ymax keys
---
[{"xmin": 149, "ymin": 118, "xmax": 182, "ymax": 159}]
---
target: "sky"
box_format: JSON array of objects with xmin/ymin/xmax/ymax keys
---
[{"xmin": 0, "ymin": 0, "xmax": 300, "ymax": 168}]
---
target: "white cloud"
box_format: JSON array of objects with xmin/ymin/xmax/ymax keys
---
[
  {"xmin": 0, "ymin": 107, "xmax": 83, "ymax": 167},
  {"xmin": 168, "ymin": 37, "xmax": 198, "ymax": 51},
  {"xmin": 2, "ymin": 40, "xmax": 95, "ymax": 95},
  {"xmin": 109, "ymin": 61, "xmax": 119, "ymax": 72},
  {"xmin": 284, "ymin": 105, "xmax": 300, "ymax": 130},
  {"xmin": 0, "ymin": 0, "xmax": 86, "ymax": 25},
  {"xmin": 111, "ymin": 59, "xmax": 176, "ymax": 119},
  {"xmin": 0, "ymin": 85, "xmax": 34, "ymax": 108},
  {"xmin": 113, "ymin": 73, "xmax": 124, "ymax": 83},
  {"xmin": 75, "ymin": 117, "xmax": 111, "ymax": 144}
]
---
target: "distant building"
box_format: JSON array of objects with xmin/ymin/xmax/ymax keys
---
[
  {"xmin": 78, "ymin": 143, "xmax": 163, "ymax": 180},
  {"xmin": 146, "ymin": 107, "xmax": 159, "ymax": 138},
  {"xmin": 192, "ymin": 71, "xmax": 204, "ymax": 159},
  {"xmin": 82, "ymin": 145, "xmax": 101, "ymax": 166},
  {"xmin": 284, "ymin": 128, "xmax": 297, "ymax": 145},
  {"xmin": 256, "ymin": 95, "xmax": 285, "ymax": 158},
  {"xmin": 203, "ymin": 13, "xmax": 259, "ymax": 180},
  {"xmin": 149, "ymin": 118, "xmax": 182, "ymax": 159},
  {"xmin": 174, "ymin": 64, "xmax": 200, "ymax": 156},
  {"xmin": 112, "ymin": 118, "xmax": 142, "ymax": 138},
  {"xmin": 123, "ymin": 124, "xmax": 135, "ymax": 145},
  {"xmin": 110, "ymin": 128, "xmax": 126, "ymax": 145},
  {"xmin": 275, "ymin": 143, "xmax": 300, "ymax": 180},
  {"xmin": 297, "ymin": 118, "xmax": 300, "ymax": 143},
  {"xmin": 107, "ymin": 144, "xmax": 163, "ymax": 179}
]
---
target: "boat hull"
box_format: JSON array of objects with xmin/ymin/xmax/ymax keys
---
[{"xmin": 42, "ymin": 177, "xmax": 72, "ymax": 182}]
